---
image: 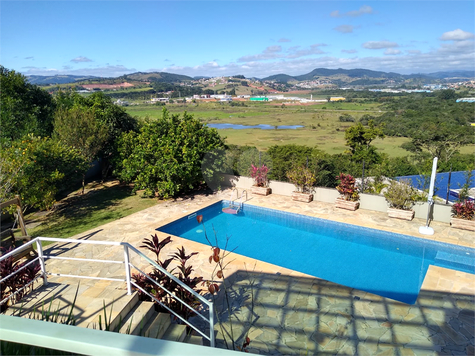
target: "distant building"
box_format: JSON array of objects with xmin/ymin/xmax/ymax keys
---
[
  {"xmin": 250, "ymin": 97, "xmax": 269, "ymax": 101},
  {"xmin": 114, "ymin": 99, "xmax": 129, "ymax": 106},
  {"xmin": 151, "ymin": 97, "xmax": 169, "ymax": 103},
  {"xmin": 330, "ymin": 97, "xmax": 345, "ymax": 101},
  {"xmin": 456, "ymin": 98, "xmax": 475, "ymax": 103}
]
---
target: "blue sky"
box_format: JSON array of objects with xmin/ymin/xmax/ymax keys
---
[{"xmin": 1, "ymin": 1, "xmax": 474, "ymax": 78}]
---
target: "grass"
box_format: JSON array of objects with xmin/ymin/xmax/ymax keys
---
[
  {"xmin": 28, "ymin": 181, "xmax": 160, "ymax": 240},
  {"xmin": 124, "ymin": 102, "xmax": 411, "ymax": 154}
]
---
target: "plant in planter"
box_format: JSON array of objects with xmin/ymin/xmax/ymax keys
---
[
  {"xmin": 287, "ymin": 166, "xmax": 316, "ymax": 203},
  {"xmin": 250, "ymin": 164, "xmax": 271, "ymax": 196},
  {"xmin": 451, "ymin": 200, "xmax": 475, "ymax": 231},
  {"xmin": 335, "ymin": 173, "xmax": 360, "ymax": 211},
  {"xmin": 384, "ymin": 179, "xmax": 418, "ymax": 220}
]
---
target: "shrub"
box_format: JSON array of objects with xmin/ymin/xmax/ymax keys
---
[
  {"xmin": 336, "ymin": 173, "xmax": 359, "ymax": 201},
  {"xmin": 287, "ymin": 166, "xmax": 316, "ymax": 193},
  {"xmin": 0, "ymin": 247, "xmax": 41, "ymax": 313},
  {"xmin": 1, "ymin": 136, "xmax": 88, "ymax": 210},
  {"xmin": 339, "ymin": 113, "xmax": 355, "ymax": 122},
  {"xmin": 384, "ymin": 179, "xmax": 418, "ymax": 210},
  {"xmin": 132, "ymin": 234, "xmax": 203, "ymax": 321},
  {"xmin": 113, "ymin": 109, "xmax": 225, "ymax": 198},
  {"xmin": 451, "ymin": 200, "xmax": 474, "ymax": 220},
  {"xmin": 250, "ymin": 164, "xmax": 269, "ymax": 187}
]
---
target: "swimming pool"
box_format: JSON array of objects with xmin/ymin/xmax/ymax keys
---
[{"xmin": 157, "ymin": 201, "xmax": 475, "ymax": 304}]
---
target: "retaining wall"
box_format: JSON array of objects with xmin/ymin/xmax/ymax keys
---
[{"xmin": 220, "ymin": 174, "xmax": 452, "ymax": 223}]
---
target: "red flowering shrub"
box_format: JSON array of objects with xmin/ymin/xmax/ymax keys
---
[
  {"xmin": 336, "ymin": 173, "xmax": 359, "ymax": 201},
  {"xmin": 451, "ymin": 200, "xmax": 475, "ymax": 220},
  {"xmin": 250, "ymin": 164, "xmax": 269, "ymax": 187}
]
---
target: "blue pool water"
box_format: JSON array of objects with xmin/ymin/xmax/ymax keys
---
[{"xmin": 158, "ymin": 201, "xmax": 475, "ymax": 304}]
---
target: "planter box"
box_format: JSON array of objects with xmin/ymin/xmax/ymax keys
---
[
  {"xmin": 251, "ymin": 186, "xmax": 271, "ymax": 196},
  {"xmin": 450, "ymin": 217, "xmax": 475, "ymax": 232},
  {"xmin": 291, "ymin": 191, "xmax": 313, "ymax": 203},
  {"xmin": 387, "ymin": 208, "xmax": 415, "ymax": 221},
  {"xmin": 335, "ymin": 198, "xmax": 360, "ymax": 211}
]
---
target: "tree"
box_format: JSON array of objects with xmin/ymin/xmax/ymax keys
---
[
  {"xmin": 0, "ymin": 66, "xmax": 55, "ymax": 141},
  {"xmin": 113, "ymin": 109, "xmax": 226, "ymax": 198},
  {"xmin": 1, "ymin": 136, "xmax": 88, "ymax": 211},
  {"xmin": 402, "ymin": 121, "xmax": 473, "ymax": 163},
  {"xmin": 54, "ymin": 107, "xmax": 109, "ymax": 192},
  {"xmin": 344, "ymin": 120, "xmax": 385, "ymax": 165},
  {"xmin": 54, "ymin": 91, "xmax": 138, "ymax": 177}
]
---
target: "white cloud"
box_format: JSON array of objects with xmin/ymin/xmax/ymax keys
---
[
  {"xmin": 363, "ymin": 41, "xmax": 399, "ymax": 49},
  {"xmin": 265, "ymin": 45, "xmax": 282, "ymax": 53},
  {"xmin": 21, "ymin": 65, "xmax": 135, "ymax": 77},
  {"xmin": 334, "ymin": 25, "xmax": 354, "ymax": 34},
  {"xmin": 71, "ymin": 56, "xmax": 93, "ymax": 63},
  {"xmin": 384, "ymin": 48, "xmax": 401, "ymax": 55},
  {"xmin": 406, "ymin": 50, "xmax": 421, "ymax": 55},
  {"xmin": 278, "ymin": 38, "xmax": 291, "ymax": 43},
  {"xmin": 440, "ymin": 29, "xmax": 475, "ymax": 41},
  {"xmin": 342, "ymin": 49, "xmax": 357, "ymax": 54},
  {"xmin": 331, "ymin": 6, "xmax": 373, "ymax": 18},
  {"xmin": 238, "ymin": 44, "xmax": 326, "ymax": 62}
]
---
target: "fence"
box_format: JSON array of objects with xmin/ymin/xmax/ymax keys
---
[{"xmin": 0, "ymin": 237, "xmax": 215, "ymax": 347}]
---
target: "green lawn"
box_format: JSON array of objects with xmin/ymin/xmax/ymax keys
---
[{"xmin": 28, "ymin": 181, "xmax": 160, "ymax": 240}]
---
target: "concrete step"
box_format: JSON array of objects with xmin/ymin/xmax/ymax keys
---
[
  {"xmin": 118, "ymin": 301, "xmax": 156, "ymax": 335},
  {"xmin": 184, "ymin": 333, "xmax": 203, "ymax": 346},
  {"xmin": 143, "ymin": 312, "xmax": 171, "ymax": 339},
  {"xmin": 161, "ymin": 323, "xmax": 187, "ymax": 343},
  {"xmin": 106, "ymin": 292, "xmax": 139, "ymax": 332}
]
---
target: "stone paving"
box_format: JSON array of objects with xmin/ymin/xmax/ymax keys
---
[{"xmin": 22, "ymin": 189, "xmax": 475, "ymax": 355}]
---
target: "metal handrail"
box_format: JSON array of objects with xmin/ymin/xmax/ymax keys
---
[{"xmin": 0, "ymin": 237, "xmax": 215, "ymax": 347}]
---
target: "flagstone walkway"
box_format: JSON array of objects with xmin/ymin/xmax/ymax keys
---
[{"xmin": 34, "ymin": 189, "xmax": 474, "ymax": 355}]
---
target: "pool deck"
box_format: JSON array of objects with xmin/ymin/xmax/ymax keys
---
[{"xmin": 32, "ymin": 189, "xmax": 475, "ymax": 354}]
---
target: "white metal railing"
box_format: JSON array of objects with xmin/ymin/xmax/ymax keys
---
[{"xmin": 0, "ymin": 237, "xmax": 215, "ymax": 347}]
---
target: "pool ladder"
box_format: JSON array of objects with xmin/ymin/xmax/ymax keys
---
[{"xmin": 229, "ymin": 188, "xmax": 248, "ymax": 212}]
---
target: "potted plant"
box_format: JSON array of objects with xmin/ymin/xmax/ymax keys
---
[
  {"xmin": 384, "ymin": 179, "xmax": 417, "ymax": 221},
  {"xmin": 451, "ymin": 200, "xmax": 475, "ymax": 231},
  {"xmin": 287, "ymin": 166, "xmax": 316, "ymax": 203},
  {"xmin": 250, "ymin": 164, "xmax": 271, "ymax": 196},
  {"xmin": 335, "ymin": 173, "xmax": 360, "ymax": 211}
]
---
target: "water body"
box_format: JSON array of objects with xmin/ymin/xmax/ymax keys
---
[{"xmin": 207, "ymin": 123, "xmax": 303, "ymax": 130}]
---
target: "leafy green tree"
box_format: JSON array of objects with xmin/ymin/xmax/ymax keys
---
[
  {"xmin": 54, "ymin": 107, "xmax": 109, "ymax": 192},
  {"xmin": 54, "ymin": 91, "xmax": 138, "ymax": 176},
  {"xmin": 436, "ymin": 89, "xmax": 457, "ymax": 101},
  {"xmin": 113, "ymin": 109, "xmax": 225, "ymax": 198},
  {"xmin": 344, "ymin": 120, "xmax": 385, "ymax": 165},
  {"xmin": 1, "ymin": 136, "xmax": 88, "ymax": 210},
  {"xmin": 0, "ymin": 66, "xmax": 56, "ymax": 141},
  {"xmin": 402, "ymin": 121, "xmax": 473, "ymax": 163}
]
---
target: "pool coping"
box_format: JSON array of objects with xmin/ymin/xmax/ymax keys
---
[{"xmin": 154, "ymin": 195, "xmax": 475, "ymax": 304}]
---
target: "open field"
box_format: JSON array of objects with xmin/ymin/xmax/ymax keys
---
[
  {"xmin": 124, "ymin": 101, "xmax": 473, "ymax": 156},
  {"xmin": 124, "ymin": 101, "xmax": 411, "ymax": 154}
]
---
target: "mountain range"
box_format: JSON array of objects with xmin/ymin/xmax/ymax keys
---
[{"xmin": 26, "ymin": 68, "xmax": 475, "ymax": 86}]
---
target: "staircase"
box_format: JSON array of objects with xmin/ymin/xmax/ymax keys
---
[
  {"xmin": 112, "ymin": 299, "xmax": 203, "ymax": 345},
  {"xmin": 5, "ymin": 282, "xmax": 204, "ymax": 346}
]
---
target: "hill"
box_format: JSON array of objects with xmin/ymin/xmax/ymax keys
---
[
  {"xmin": 262, "ymin": 68, "xmax": 474, "ymax": 85},
  {"xmin": 27, "ymin": 75, "xmax": 98, "ymax": 85},
  {"xmin": 119, "ymin": 71, "xmax": 193, "ymax": 83}
]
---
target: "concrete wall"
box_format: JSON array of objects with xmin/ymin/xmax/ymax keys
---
[{"xmin": 220, "ymin": 174, "xmax": 452, "ymax": 223}]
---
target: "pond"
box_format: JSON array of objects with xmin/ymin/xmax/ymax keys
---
[{"xmin": 206, "ymin": 123, "xmax": 304, "ymax": 130}]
